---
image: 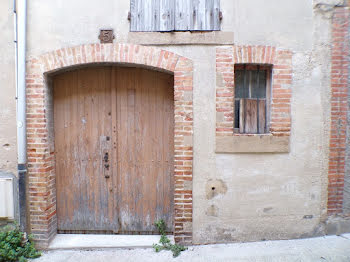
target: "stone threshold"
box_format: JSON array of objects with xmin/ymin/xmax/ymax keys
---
[{"xmin": 48, "ymin": 234, "xmax": 174, "ymax": 250}]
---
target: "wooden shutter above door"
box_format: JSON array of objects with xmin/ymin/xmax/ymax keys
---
[
  {"xmin": 130, "ymin": 0, "xmax": 175, "ymax": 31},
  {"xmin": 130, "ymin": 0, "xmax": 220, "ymax": 32},
  {"xmin": 175, "ymin": 0, "xmax": 220, "ymax": 31}
]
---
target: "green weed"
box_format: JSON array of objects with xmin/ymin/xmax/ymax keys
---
[{"xmin": 152, "ymin": 219, "xmax": 187, "ymax": 258}]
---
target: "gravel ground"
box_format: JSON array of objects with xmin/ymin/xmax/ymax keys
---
[{"xmin": 31, "ymin": 234, "xmax": 350, "ymax": 262}]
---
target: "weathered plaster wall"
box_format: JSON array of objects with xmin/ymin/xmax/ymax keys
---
[
  {"xmin": 26, "ymin": 0, "xmax": 315, "ymax": 54},
  {"xmin": 221, "ymin": 1, "xmax": 314, "ymax": 51},
  {"xmin": 0, "ymin": 0, "xmax": 341, "ymax": 243},
  {"xmin": 166, "ymin": 1, "xmax": 332, "ymax": 243},
  {"xmin": 0, "ymin": 0, "xmax": 17, "ymax": 175}
]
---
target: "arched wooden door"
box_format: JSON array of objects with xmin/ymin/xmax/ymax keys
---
[{"xmin": 53, "ymin": 66, "xmax": 174, "ymax": 234}]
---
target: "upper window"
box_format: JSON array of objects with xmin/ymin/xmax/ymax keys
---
[
  {"xmin": 130, "ymin": 0, "xmax": 221, "ymax": 32},
  {"xmin": 234, "ymin": 64, "xmax": 272, "ymax": 134}
]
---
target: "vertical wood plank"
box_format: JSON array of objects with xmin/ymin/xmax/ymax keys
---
[
  {"xmin": 151, "ymin": 0, "xmax": 160, "ymax": 31},
  {"xmin": 82, "ymin": 68, "xmax": 91, "ymax": 227},
  {"xmin": 115, "ymin": 68, "xmax": 125, "ymax": 232},
  {"xmin": 126, "ymin": 69, "xmax": 134, "ymax": 231},
  {"xmin": 160, "ymin": 0, "xmax": 174, "ymax": 31},
  {"xmin": 266, "ymin": 70, "xmax": 271, "ymax": 132},
  {"xmin": 157, "ymin": 72, "xmax": 165, "ymax": 227},
  {"xmin": 212, "ymin": 0, "xmax": 220, "ymax": 30},
  {"xmin": 141, "ymin": 68, "xmax": 151, "ymax": 232},
  {"xmin": 111, "ymin": 67, "xmax": 119, "ymax": 233},
  {"xmin": 135, "ymin": 69, "xmax": 145, "ymax": 231},
  {"xmin": 130, "ymin": 0, "xmax": 138, "ymax": 31},
  {"xmin": 175, "ymin": 0, "xmax": 192, "ymax": 30},
  {"xmin": 116, "ymin": 68, "xmax": 127, "ymax": 232},
  {"xmin": 67, "ymin": 72, "xmax": 76, "ymax": 222},
  {"xmin": 244, "ymin": 99, "xmax": 258, "ymax": 134},
  {"xmin": 76, "ymin": 69, "xmax": 85, "ymax": 230},
  {"xmin": 147, "ymin": 69, "xmax": 156, "ymax": 231},
  {"xmin": 162, "ymin": 74, "xmax": 174, "ymax": 231},
  {"xmin": 192, "ymin": 0, "xmax": 205, "ymax": 30},
  {"xmin": 142, "ymin": 0, "xmax": 159, "ymax": 31},
  {"xmin": 258, "ymin": 99, "xmax": 266, "ymax": 134},
  {"xmin": 53, "ymin": 75, "xmax": 63, "ymax": 229},
  {"xmin": 90, "ymin": 68, "xmax": 98, "ymax": 228},
  {"xmin": 239, "ymin": 99, "xmax": 245, "ymax": 134},
  {"xmin": 127, "ymin": 87, "xmax": 136, "ymax": 230},
  {"xmin": 205, "ymin": 0, "xmax": 214, "ymax": 30},
  {"xmin": 102, "ymin": 67, "xmax": 114, "ymax": 229},
  {"xmin": 132, "ymin": 0, "xmax": 145, "ymax": 31}
]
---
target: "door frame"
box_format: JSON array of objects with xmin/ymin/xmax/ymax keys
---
[{"xmin": 25, "ymin": 43, "xmax": 193, "ymax": 248}]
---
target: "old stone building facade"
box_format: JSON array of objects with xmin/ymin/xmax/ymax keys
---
[{"xmin": 0, "ymin": 0, "xmax": 349, "ymax": 248}]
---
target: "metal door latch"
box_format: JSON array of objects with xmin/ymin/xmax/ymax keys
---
[
  {"xmin": 103, "ymin": 152, "xmax": 110, "ymax": 177},
  {"xmin": 104, "ymin": 152, "xmax": 109, "ymax": 162}
]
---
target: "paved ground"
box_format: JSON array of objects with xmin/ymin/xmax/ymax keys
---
[{"xmin": 31, "ymin": 234, "xmax": 350, "ymax": 262}]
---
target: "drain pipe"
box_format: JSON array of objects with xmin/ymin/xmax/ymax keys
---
[{"xmin": 15, "ymin": 0, "xmax": 27, "ymax": 233}]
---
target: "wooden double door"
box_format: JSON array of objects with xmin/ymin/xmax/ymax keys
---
[{"xmin": 53, "ymin": 66, "xmax": 174, "ymax": 234}]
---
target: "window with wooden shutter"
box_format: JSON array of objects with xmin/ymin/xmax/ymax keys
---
[
  {"xmin": 130, "ymin": 0, "xmax": 220, "ymax": 32},
  {"xmin": 234, "ymin": 65, "xmax": 272, "ymax": 134}
]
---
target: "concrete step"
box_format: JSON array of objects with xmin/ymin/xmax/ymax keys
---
[{"xmin": 48, "ymin": 234, "xmax": 173, "ymax": 250}]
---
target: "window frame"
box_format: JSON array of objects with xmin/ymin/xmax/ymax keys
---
[{"xmin": 233, "ymin": 64, "xmax": 272, "ymax": 134}]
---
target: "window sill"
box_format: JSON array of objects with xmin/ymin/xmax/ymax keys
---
[
  {"xmin": 127, "ymin": 31, "xmax": 234, "ymax": 45},
  {"xmin": 216, "ymin": 134, "xmax": 290, "ymax": 153}
]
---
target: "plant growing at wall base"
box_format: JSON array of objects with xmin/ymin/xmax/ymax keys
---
[
  {"xmin": 152, "ymin": 219, "xmax": 187, "ymax": 258},
  {"xmin": 0, "ymin": 224, "xmax": 41, "ymax": 262}
]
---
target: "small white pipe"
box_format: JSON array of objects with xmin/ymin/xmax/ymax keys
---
[
  {"xmin": 16, "ymin": 0, "xmax": 27, "ymax": 166},
  {"xmin": 14, "ymin": 0, "xmax": 17, "ymax": 102}
]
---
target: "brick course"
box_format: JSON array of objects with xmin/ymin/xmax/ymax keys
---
[
  {"xmin": 216, "ymin": 45, "xmax": 292, "ymax": 137},
  {"xmin": 328, "ymin": 5, "xmax": 350, "ymax": 215},
  {"xmin": 26, "ymin": 43, "xmax": 193, "ymax": 247}
]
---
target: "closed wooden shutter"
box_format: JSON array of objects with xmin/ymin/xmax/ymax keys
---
[
  {"xmin": 130, "ymin": 0, "xmax": 174, "ymax": 31},
  {"xmin": 130, "ymin": 0, "xmax": 220, "ymax": 32},
  {"xmin": 239, "ymin": 99, "xmax": 266, "ymax": 134},
  {"xmin": 175, "ymin": 0, "xmax": 220, "ymax": 31}
]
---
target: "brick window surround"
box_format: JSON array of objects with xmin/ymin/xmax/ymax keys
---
[
  {"xmin": 216, "ymin": 45, "xmax": 292, "ymax": 153},
  {"xmin": 26, "ymin": 43, "xmax": 193, "ymax": 247}
]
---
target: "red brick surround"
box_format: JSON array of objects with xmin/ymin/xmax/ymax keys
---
[
  {"xmin": 327, "ymin": 5, "xmax": 350, "ymax": 214},
  {"xmin": 216, "ymin": 45, "xmax": 292, "ymax": 137},
  {"xmin": 26, "ymin": 43, "xmax": 193, "ymax": 247}
]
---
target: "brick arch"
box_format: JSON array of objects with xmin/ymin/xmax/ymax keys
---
[{"xmin": 26, "ymin": 43, "xmax": 193, "ymax": 247}]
